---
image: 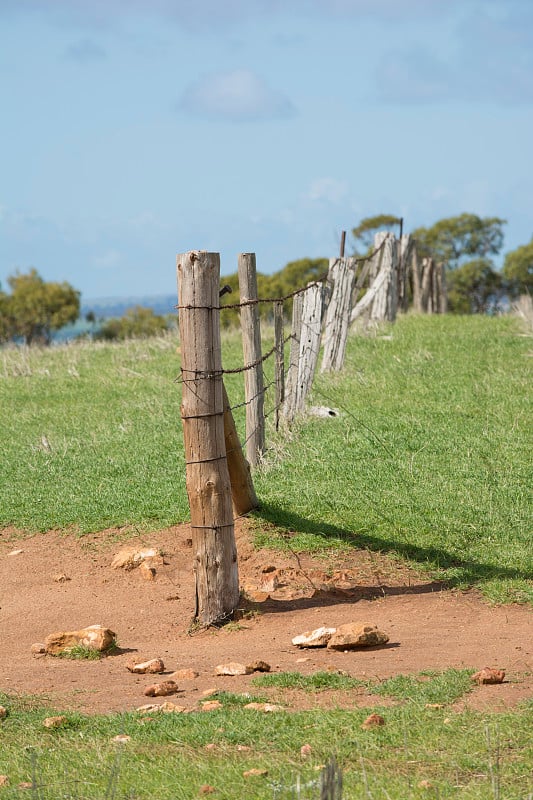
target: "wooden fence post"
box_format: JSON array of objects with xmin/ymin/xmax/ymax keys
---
[
  {"xmin": 176, "ymin": 250, "xmax": 239, "ymax": 626},
  {"xmin": 222, "ymin": 382, "xmax": 258, "ymax": 516},
  {"xmin": 238, "ymin": 253, "xmax": 265, "ymax": 467},
  {"xmin": 371, "ymin": 233, "xmax": 398, "ymax": 322},
  {"xmin": 398, "ymin": 235, "xmax": 413, "ymax": 313},
  {"xmin": 321, "ymin": 257, "xmax": 356, "ymax": 372},
  {"xmin": 411, "ymin": 243, "xmax": 423, "ymax": 312},
  {"xmin": 294, "ymin": 283, "xmax": 323, "ymax": 415},
  {"xmin": 283, "ymin": 292, "xmax": 303, "ymax": 424},
  {"xmin": 273, "ymin": 301, "xmax": 285, "ymax": 430},
  {"xmin": 437, "ymin": 262, "xmax": 448, "ymax": 313}
]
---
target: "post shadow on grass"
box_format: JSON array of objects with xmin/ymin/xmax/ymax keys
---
[{"xmin": 253, "ymin": 503, "xmax": 533, "ymax": 588}]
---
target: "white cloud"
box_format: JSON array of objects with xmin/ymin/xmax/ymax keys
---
[
  {"xmin": 179, "ymin": 69, "xmax": 296, "ymax": 121},
  {"xmin": 305, "ymin": 178, "xmax": 349, "ymax": 204}
]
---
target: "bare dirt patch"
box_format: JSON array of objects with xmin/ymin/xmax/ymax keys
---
[{"xmin": 1, "ymin": 522, "xmax": 531, "ymax": 714}]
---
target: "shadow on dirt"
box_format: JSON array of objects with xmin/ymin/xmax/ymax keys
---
[{"xmin": 253, "ymin": 503, "xmax": 533, "ymax": 587}]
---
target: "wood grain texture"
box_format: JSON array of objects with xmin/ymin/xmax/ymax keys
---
[{"xmin": 238, "ymin": 253, "xmax": 265, "ymax": 466}]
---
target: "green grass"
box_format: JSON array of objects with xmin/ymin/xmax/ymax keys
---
[
  {"xmin": 252, "ymin": 670, "xmax": 365, "ymax": 692},
  {"xmin": 1, "ymin": 316, "xmax": 531, "ymax": 603},
  {"xmin": 0, "ymin": 692, "xmax": 532, "ymax": 799}
]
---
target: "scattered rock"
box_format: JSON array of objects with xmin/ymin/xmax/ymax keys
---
[
  {"xmin": 30, "ymin": 643, "xmax": 46, "ymax": 655},
  {"xmin": 202, "ymin": 688, "xmax": 218, "ymax": 697},
  {"xmin": 361, "ymin": 713, "xmax": 385, "ymax": 730},
  {"xmin": 18, "ymin": 782, "xmax": 33, "ymax": 790},
  {"xmin": 112, "ymin": 735, "xmax": 131, "ymax": 743},
  {"xmin": 292, "ymin": 627, "xmax": 337, "ymax": 648},
  {"xmin": 0, "ymin": 776, "xmax": 9, "ymax": 787},
  {"xmin": 236, "ymin": 745, "xmax": 251, "ymax": 752},
  {"xmin": 0, "ymin": 707, "xmax": 7, "ymax": 720},
  {"xmin": 127, "ymin": 658, "xmax": 165, "ymax": 674},
  {"xmin": 8, "ymin": 549, "xmax": 23, "ymax": 557},
  {"xmin": 139, "ymin": 562, "xmax": 156, "ymax": 581},
  {"xmin": 246, "ymin": 660, "xmax": 271, "ymax": 673},
  {"xmin": 215, "ymin": 662, "xmax": 252, "ymax": 676},
  {"xmin": 245, "ymin": 590, "xmax": 270, "ymax": 603},
  {"xmin": 296, "ymin": 657, "xmax": 310, "ymax": 663},
  {"xmin": 418, "ymin": 780, "xmax": 434, "ymax": 790},
  {"xmin": 44, "ymin": 624, "xmax": 116, "ymax": 655},
  {"xmin": 143, "ymin": 681, "xmax": 178, "ymax": 697},
  {"xmin": 327, "ymin": 623, "xmax": 389, "ymax": 650},
  {"xmin": 199, "ymin": 784, "xmax": 216, "ymax": 794},
  {"xmin": 201, "ymin": 701, "xmax": 223, "ymax": 712},
  {"xmin": 53, "ymin": 574, "xmax": 70, "ymax": 583},
  {"xmin": 308, "ymin": 406, "xmax": 339, "ymax": 418},
  {"xmin": 111, "ymin": 547, "xmax": 160, "ymax": 570},
  {"xmin": 243, "ymin": 769, "xmax": 268, "ymax": 778},
  {"xmin": 243, "ymin": 702, "xmax": 284, "ymax": 712},
  {"xmin": 136, "ymin": 702, "xmax": 186, "ymax": 714},
  {"xmin": 425, "ymin": 703, "xmax": 444, "ymax": 710},
  {"xmin": 168, "ymin": 668, "xmax": 199, "ymax": 681},
  {"xmin": 300, "ymin": 744, "xmax": 313, "ymax": 757},
  {"xmin": 204, "ymin": 743, "xmax": 217, "ymax": 751},
  {"xmin": 43, "ymin": 716, "xmax": 68, "ymax": 729},
  {"xmin": 471, "ymin": 667, "xmax": 506, "ymax": 685},
  {"xmin": 259, "ymin": 571, "xmax": 280, "ymax": 593}
]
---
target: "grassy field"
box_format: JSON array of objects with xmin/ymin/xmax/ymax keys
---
[
  {"xmin": 1, "ymin": 314, "xmax": 531, "ymax": 602},
  {"xmin": 1, "ymin": 314, "xmax": 532, "ymax": 798},
  {"xmin": 1, "ymin": 682, "xmax": 532, "ymax": 799}
]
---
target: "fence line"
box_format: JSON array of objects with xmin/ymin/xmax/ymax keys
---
[{"xmin": 176, "ymin": 232, "xmax": 448, "ymax": 624}]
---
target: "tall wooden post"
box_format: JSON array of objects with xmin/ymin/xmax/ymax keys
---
[
  {"xmin": 273, "ymin": 301, "xmax": 285, "ymax": 430},
  {"xmin": 322, "ymin": 257, "xmax": 355, "ymax": 372},
  {"xmin": 176, "ymin": 251, "xmax": 239, "ymax": 625},
  {"xmin": 283, "ymin": 292, "xmax": 303, "ymax": 424},
  {"xmin": 238, "ymin": 253, "xmax": 265, "ymax": 467},
  {"xmin": 222, "ymin": 382, "xmax": 258, "ymax": 516}
]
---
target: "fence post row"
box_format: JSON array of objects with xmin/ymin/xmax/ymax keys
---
[
  {"xmin": 176, "ymin": 250, "xmax": 239, "ymax": 626},
  {"xmin": 238, "ymin": 253, "xmax": 266, "ymax": 467}
]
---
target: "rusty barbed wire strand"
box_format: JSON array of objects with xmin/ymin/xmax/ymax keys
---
[{"xmin": 174, "ymin": 237, "xmax": 388, "ymax": 313}]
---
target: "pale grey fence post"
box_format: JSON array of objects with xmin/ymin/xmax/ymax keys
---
[
  {"xmin": 293, "ymin": 282, "xmax": 323, "ymax": 415},
  {"xmin": 283, "ymin": 292, "xmax": 303, "ymax": 424},
  {"xmin": 321, "ymin": 257, "xmax": 356, "ymax": 372},
  {"xmin": 238, "ymin": 253, "xmax": 265, "ymax": 466}
]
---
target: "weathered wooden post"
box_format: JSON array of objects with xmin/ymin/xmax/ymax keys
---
[
  {"xmin": 321, "ymin": 257, "xmax": 356, "ymax": 372},
  {"xmin": 437, "ymin": 262, "xmax": 448, "ymax": 313},
  {"xmin": 371, "ymin": 232, "xmax": 398, "ymax": 322},
  {"xmin": 411, "ymin": 243, "xmax": 423, "ymax": 312},
  {"xmin": 176, "ymin": 250, "xmax": 239, "ymax": 625},
  {"xmin": 222, "ymin": 382, "xmax": 258, "ymax": 516},
  {"xmin": 294, "ymin": 282, "xmax": 323, "ymax": 415},
  {"xmin": 283, "ymin": 292, "xmax": 303, "ymax": 424},
  {"xmin": 238, "ymin": 253, "xmax": 265, "ymax": 467},
  {"xmin": 273, "ymin": 301, "xmax": 285, "ymax": 430}
]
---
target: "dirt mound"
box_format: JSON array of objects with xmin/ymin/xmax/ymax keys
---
[{"xmin": 1, "ymin": 523, "xmax": 531, "ymax": 713}]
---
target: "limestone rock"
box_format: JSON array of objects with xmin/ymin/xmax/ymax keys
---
[
  {"xmin": 201, "ymin": 701, "xmax": 223, "ymax": 712},
  {"xmin": 127, "ymin": 658, "xmax": 165, "ymax": 674},
  {"xmin": 0, "ymin": 706, "xmax": 7, "ymax": 720},
  {"xmin": 45, "ymin": 624, "xmax": 116, "ymax": 655},
  {"xmin": 53, "ymin": 574, "xmax": 70, "ymax": 583},
  {"xmin": 139, "ymin": 562, "xmax": 156, "ymax": 581},
  {"xmin": 30, "ymin": 643, "xmax": 46, "ymax": 655},
  {"xmin": 215, "ymin": 662, "xmax": 252, "ymax": 676},
  {"xmin": 159, "ymin": 702, "xmax": 187, "ymax": 713},
  {"xmin": 244, "ymin": 702, "xmax": 284, "ymax": 712},
  {"xmin": 300, "ymin": 744, "xmax": 313, "ymax": 757},
  {"xmin": 169, "ymin": 668, "xmax": 199, "ymax": 681},
  {"xmin": 471, "ymin": 667, "xmax": 505, "ymax": 685},
  {"xmin": 246, "ymin": 660, "xmax": 271, "ymax": 673},
  {"xmin": 361, "ymin": 713, "xmax": 385, "ymax": 729},
  {"xmin": 292, "ymin": 627, "xmax": 336, "ymax": 648},
  {"xmin": 111, "ymin": 547, "xmax": 160, "ymax": 571},
  {"xmin": 112, "ymin": 735, "xmax": 131, "ymax": 743},
  {"xmin": 327, "ymin": 623, "xmax": 389, "ymax": 650},
  {"xmin": 243, "ymin": 769, "xmax": 268, "ymax": 778},
  {"xmin": 0, "ymin": 775, "xmax": 9, "ymax": 787},
  {"xmin": 8, "ymin": 549, "xmax": 23, "ymax": 557},
  {"xmin": 43, "ymin": 716, "xmax": 68, "ymax": 729},
  {"xmin": 245, "ymin": 589, "xmax": 270, "ymax": 603},
  {"xmin": 143, "ymin": 681, "xmax": 178, "ymax": 697}
]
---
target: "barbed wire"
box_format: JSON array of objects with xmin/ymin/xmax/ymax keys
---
[{"xmin": 174, "ymin": 236, "xmax": 388, "ymax": 313}]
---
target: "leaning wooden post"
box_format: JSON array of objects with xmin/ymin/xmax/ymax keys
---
[
  {"xmin": 176, "ymin": 250, "xmax": 239, "ymax": 625},
  {"xmin": 294, "ymin": 282, "xmax": 323, "ymax": 415},
  {"xmin": 238, "ymin": 253, "xmax": 265, "ymax": 467},
  {"xmin": 222, "ymin": 383, "xmax": 258, "ymax": 516}
]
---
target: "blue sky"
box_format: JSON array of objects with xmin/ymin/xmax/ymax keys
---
[{"xmin": 1, "ymin": 0, "xmax": 532, "ymax": 300}]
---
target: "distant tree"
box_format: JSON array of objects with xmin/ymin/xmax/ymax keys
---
[
  {"xmin": 96, "ymin": 306, "xmax": 170, "ymax": 340},
  {"xmin": 1, "ymin": 269, "xmax": 80, "ymax": 345},
  {"xmin": 447, "ymin": 259, "xmax": 505, "ymax": 314},
  {"xmin": 352, "ymin": 214, "xmax": 402, "ymax": 254},
  {"xmin": 413, "ymin": 213, "xmax": 506, "ymax": 269},
  {"xmin": 502, "ymin": 237, "xmax": 533, "ymax": 296}
]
